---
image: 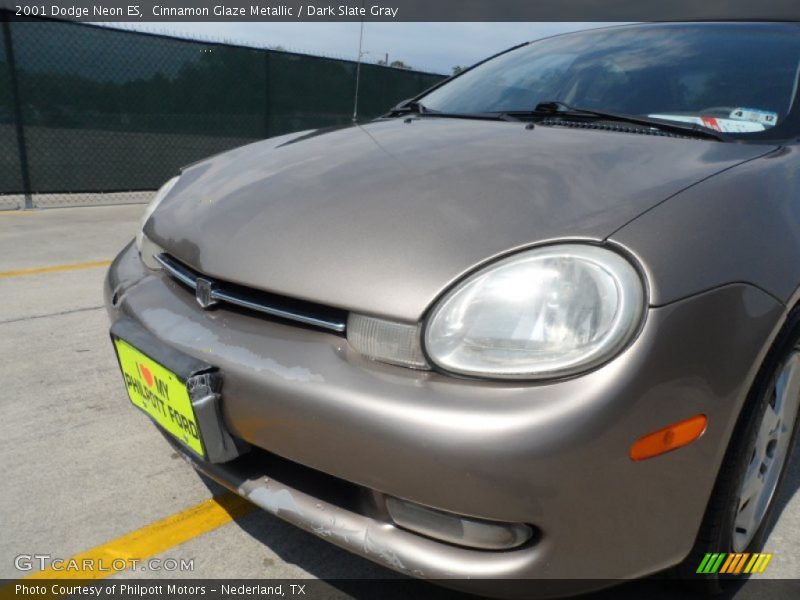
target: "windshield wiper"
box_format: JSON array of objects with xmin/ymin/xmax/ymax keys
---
[
  {"xmin": 505, "ymin": 101, "xmax": 729, "ymax": 141},
  {"xmin": 388, "ymin": 101, "xmax": 520, "ymax": 123}
]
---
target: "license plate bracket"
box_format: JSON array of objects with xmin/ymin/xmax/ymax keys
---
[{"xmin": 110, "ymin": 318, "xmax": 247, "ymax": 463}]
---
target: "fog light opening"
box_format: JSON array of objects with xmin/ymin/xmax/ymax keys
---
[{"xmin": 385, "ymin": 496, "xmax": 534, "ymax": 550}]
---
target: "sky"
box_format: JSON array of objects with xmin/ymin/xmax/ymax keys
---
[{"xmin": 97, "ymin": 22, "xmax": 618, "ymax": 74}]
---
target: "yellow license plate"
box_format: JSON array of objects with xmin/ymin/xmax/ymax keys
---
[{"xmin": 113, "ymin": 338, "xmax": 205, "ymax": 458}]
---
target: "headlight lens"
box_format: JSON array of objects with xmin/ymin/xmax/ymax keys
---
[
  {"xmin": 424, "ymin": 245, "xmax": 645, "ymax": 379},
  {"xmin": 136, "ymin": 176, "xmax": 178, "ymax": 269}
]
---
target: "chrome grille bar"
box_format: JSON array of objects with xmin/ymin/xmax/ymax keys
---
[
  {"xmin": 211, "ymin": 289, "xmax": 346, "ymax": 332},
  {"xmin": 155, "ymin": 253, "xmax": 197, "ymax": 288},
  {"xmin": 155, "ymin": 253, "xmax": 347, "ymax": 333}
]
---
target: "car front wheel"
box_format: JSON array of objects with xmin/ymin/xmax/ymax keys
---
[{"xmin": 679, "ymin": 307, "xmax": 800, "ymax": 590}]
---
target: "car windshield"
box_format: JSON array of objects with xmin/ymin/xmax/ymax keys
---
[{"xmin": 420, "ymin": 23, "xmax": 800, "ymax": 137}]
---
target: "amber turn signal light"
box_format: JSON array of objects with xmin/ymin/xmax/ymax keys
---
[{"xmin": 629, "ymin": 415, "xmax": 708, "ymax": 461}]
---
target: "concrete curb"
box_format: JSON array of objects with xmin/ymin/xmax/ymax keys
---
[
  {"xmin": 0, "ymin": 191, "xmax": 155, "ymax": 211},
  {"xmin": 0, "ymin": 195, "xmax": 24, "ymax": 210}
]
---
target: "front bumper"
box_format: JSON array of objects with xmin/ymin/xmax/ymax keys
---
[{"xmin": 106, "ymin": 241, "xmax": 784, "ymax": 596}]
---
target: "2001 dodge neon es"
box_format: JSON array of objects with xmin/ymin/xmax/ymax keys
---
[{"xmin": 105, "ymin": 22, "xmax": 800, "ymax": 597}]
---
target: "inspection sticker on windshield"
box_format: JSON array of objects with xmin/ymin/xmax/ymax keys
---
[
  {"xmin": 729, "ymin": 108, "xmax": 778, "ymax": 127},
  {"xmin": 649, "ymin": 114, "xmax": 766, "ymax": 133}
]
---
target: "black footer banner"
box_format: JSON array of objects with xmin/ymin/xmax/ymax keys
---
[{"xmin": 2, "ymin": 578, "xmax": 800, "ymax": 600}]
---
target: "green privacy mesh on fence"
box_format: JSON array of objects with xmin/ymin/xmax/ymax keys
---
[{"xmin": 0, "ymin": 15, "xmax": 444, "ymax": 195}]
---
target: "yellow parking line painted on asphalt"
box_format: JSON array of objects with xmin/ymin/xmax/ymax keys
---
[
  {"xmin": 0, "ymin": 260, "xmax": 112, "ymax": 279},
  {"xmin": 22, "ymin": 492, "xmax": 255, "ymax": 581}
]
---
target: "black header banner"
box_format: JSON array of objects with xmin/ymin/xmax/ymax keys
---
[{"xmin": 1, "ymin": 0, "xmax": 799, "ymax": 22}]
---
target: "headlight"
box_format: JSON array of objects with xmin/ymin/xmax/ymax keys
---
[
  {"xmin": 136, "ymin": 176, "xmax": 179, "ymax": 269},
  {"xmin": 424, "ymin": 244, "xmax": 645, "ymax": 379}
]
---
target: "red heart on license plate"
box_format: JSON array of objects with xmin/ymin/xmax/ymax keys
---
[{"xmin": 139, "ymin": 363, "xmax": 154, "ymax": 387}]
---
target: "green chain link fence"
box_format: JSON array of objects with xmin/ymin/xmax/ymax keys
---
[{"xmin": 0, "ymin": 13, "xmax": 444, "ymax": 207}]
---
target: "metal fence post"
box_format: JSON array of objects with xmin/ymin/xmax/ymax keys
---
[
  {"xmin": 352, "ymin": 19, "xmax": 364, "ymax": 122},
  {"xmin": 264, "ymin": 50, "xmax": 271, "ymax": 139},
  {"xmin": 2, "ymin": 17, "xmax": 33, "ymax": 209}
]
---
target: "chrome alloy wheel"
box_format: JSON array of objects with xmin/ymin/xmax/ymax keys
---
[{"xmin": 732, "ymin": 350, "xmax": 800, "ymax": 552}]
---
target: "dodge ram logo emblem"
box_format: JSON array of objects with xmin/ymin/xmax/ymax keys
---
[{"xmin": 196, "ymin": 278, "xmax": 219, "ymax": 309}]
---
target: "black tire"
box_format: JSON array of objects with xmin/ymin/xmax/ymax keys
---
[{"xmin": 676, "ymin": 308, "xmax": 800, "ymax": 592}]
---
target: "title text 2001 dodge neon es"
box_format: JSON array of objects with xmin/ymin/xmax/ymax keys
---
[{"xmin": 106, "ymin": 23, "xmax": 800, "ymax": 597}]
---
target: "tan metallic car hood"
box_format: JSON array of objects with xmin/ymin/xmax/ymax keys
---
[{"xmin": 146, "ymin": 118, "xmax": 772, "ymax": 321}]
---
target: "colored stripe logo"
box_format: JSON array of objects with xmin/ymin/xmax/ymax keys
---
[{"xmin": 696, "ymin": 553, "xmax": 772, "ymax": 574}]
